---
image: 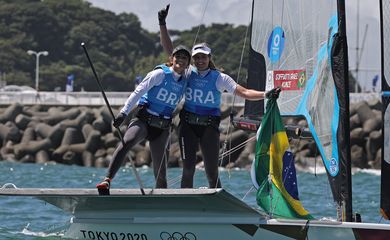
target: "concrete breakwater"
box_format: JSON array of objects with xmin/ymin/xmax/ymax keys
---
[{"xmin": 0, "ymin": 99, "xmax": 383, "ymax": 170}]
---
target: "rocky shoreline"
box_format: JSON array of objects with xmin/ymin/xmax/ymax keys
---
[{"xmin": 0, "ymin": 98, "xmax": 383, "ymax": 170}]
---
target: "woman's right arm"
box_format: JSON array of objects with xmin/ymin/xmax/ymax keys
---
[{"xmin": 158, "ymin": 5, "xmax": 174, "ymax": 55}]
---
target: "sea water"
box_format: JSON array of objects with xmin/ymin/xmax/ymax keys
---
[{"xmin": 0, "ymin": 161, "xmax": 386, "ymax": 239}]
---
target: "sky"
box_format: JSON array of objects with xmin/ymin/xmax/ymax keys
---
[{"xmin": 87, "ymin": 0, "xmax": 382, "ymax": 91}]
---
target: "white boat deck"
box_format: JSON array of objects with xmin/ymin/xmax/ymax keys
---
[
  {"xmin": 0, "ymin": 187, "xmax": 264, "ymax": 224},
  {"xmin": 1, "ymin": 187, "xmax": 390, "ymax": 239}
]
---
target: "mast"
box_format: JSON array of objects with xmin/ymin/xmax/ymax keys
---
[
  {"xmin": 380, "ymin": 0, "xmax": 390, "ymax": 220},
  {"xmin": 336, "ymin": 0, "xmax": 353, "ymax": 222},
  {"xmin": 244, "ymin": 0, "xmax": 266, "ymax": 118},
  {"xmin": 355, "ymin": 0, "xmax": 360, "ymax": 92}
]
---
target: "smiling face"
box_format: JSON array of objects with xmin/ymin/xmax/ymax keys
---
[
  {"xmin": 192, "ymin": 53, "xmax": 210, "ymax": 71},
  {"xmin": 171, "ymin": 51, "xmax": 190, "ymax": 74}
]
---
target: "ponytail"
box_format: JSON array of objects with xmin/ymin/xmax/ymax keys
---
[{"xmin": 208, "ymin": 58, "xmax": 217, "ymax": 70}]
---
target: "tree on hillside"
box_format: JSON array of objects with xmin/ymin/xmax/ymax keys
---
[
  {"xmin": 0, "ymin": 0, "xmax": 160, "ymax": 91},
  {"xmin": 0, "ymin": 0, "xmax": 252, "ymax": 91}
]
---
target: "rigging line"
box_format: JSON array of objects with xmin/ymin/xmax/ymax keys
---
[
  {"xmin": 219, "ymin": 138, "xmax": 250, "ymax": 160},
  {"xmin": 192, "ymin": 0, "xmax": 210, "ymax": 46},
  {"xmin": 229, "ymin": 8, "xmax": 251, "ymax": 108},
  {"xmin": 165, "ymin": 129, "xmax": 183, "ymax": 187},
  {"xmin": 219, "ymin": 135, "xmax": 256, "ymax": 160},
  {"xmin": 154, "ymin": 126, "xmax": 172, "ymax": 189},
  {"xmin": 219, "ymin": 123, "xmax": 233, "ymax": 166},
  {"xmin": 242, "ymin": 186, "xmax": 256, "ymax": 201},
  {"xmin": 226, "ymin": 15, "xmax": 250, "ymax": 104},
  {"xmin": 219, "ymin": 17, "xmax": 251, "ymax": 181},
  {"xmin": 278, "ymin": 93, "xmax": 304, "ymax": 107},
  {"xmin": 378, "ymin": 215, "xmax": 384, "ymax": 224},
  {"xmin": 158, "ymin": 126, "xmax": 183, "ymax": 189},
  {"xmin": 314, "ymin": 139, "xmax": 319, "ymax": 177},
  {"xmin": 230, "ymin": 17, "xmax": 251, "ymax": 108},
  {"xmin": 167, "ymin": 174, "xmax": 182, "ymax": 186}
]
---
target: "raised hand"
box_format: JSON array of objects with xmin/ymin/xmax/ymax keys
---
[{"xmin": 158, "ymin": 4, "xmax": 170, "ymax": 25}]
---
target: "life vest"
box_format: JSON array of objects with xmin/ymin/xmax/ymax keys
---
[
  {"xmin": 184, "ymin": 69, "xmax": 221, "ymax": 116},
  {"xmin": 138, "ymin": 65, "xmax": 186, "ymax": 117}
]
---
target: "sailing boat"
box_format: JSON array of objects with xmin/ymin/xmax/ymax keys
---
[
  {"xmin": 237, "ymin": 0, "xmax": 355, "ymax": 221},
  {"xmin": 1, "ymin": 0, "xmax": 390, "ymax": 239}
]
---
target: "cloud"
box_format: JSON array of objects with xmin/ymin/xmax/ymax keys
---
[{"xmin": 87, "ymin": 0, "xmax": 251, "ymax": 31}]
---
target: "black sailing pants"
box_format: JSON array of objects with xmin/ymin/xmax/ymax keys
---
[
  {"xmin": 106, "ymin": 118, "xmax": 169, "ymax": 188},
  {"xmin": 178, "ymin": 120, "xmax": 221, "ymax": 188}
]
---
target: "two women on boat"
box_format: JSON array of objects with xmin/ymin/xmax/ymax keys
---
[
  {"xmin": 96, "ymin": 45, "xmax": 192, "ymax": 190},
  {"xmin": 158, "ymin": 5, "xmax": 280, "ymax": 188},
  {"xmin": 97, "ymin": 4, "xmax": 280, "ymax": 190}
]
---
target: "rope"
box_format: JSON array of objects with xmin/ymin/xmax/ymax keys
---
[
  {"xmin": 192, "ymin": 0, "xmax": 210, "ymax": 46},
  {"xmin": 1, "ymin": 183, "xmax": 18, "ymax": 189},
  {"xmin": 157, "ymin": 126, "xmax": 183, "ymax": 188},
  {"xmin": 242, "ymin": 186, "xmax": 256, "ymax": 201},
  {"xmin": 155, "ymin": 126, "xmax": 184, "ymax": 189},
  {"xmin": 167, "ymin": 174, "xmax": 182, "ymax": 187},
  {"xmin": 219, "ymin": 136, "xmax": 256, "ymax": 160},
  {"xmin": 218, "ymin": 19, "xmax": 251, "ymax": 182}
]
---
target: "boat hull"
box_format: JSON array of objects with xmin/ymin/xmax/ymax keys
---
[
  {"xmin": 1, "ymin": 188, "xmax": 390, "ymax": 240},
  {"xmin": 64, "ymin": 218, "xmax": 390, "ymax": 240}
]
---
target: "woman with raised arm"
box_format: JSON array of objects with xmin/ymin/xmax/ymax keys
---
[
  {"xmin": 158, "ymin": 5, "xmax": 281, "ymax": 188},
  {"xmin": 96, "ymin": 45, "xmax": 192, "ymax": 189}
]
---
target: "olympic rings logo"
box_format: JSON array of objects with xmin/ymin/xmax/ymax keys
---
[{"xmin": 160, "ymin": 231, "xmax": 197, "ymax": 240}]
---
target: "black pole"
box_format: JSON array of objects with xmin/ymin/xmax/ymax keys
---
[
  {"xmin": 81, "ymin": 42, "xmax": 145, "ymax": 195},
  {"xmin": 336, "ymin": 0, "xmax": 352, "ymax": 222}
]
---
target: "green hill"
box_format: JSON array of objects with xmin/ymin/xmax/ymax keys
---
[{"xmin": 0, "ymin": 0, "xmax": 249, "ymax": 91}]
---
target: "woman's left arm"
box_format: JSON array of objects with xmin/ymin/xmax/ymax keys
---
[
  {"xmin": 234, "ymin": 84, "xmax": 265, "ymax": 100},
  {"xmin": 218, "ymin": 73, "xmax": 265, "ymax": 101}
]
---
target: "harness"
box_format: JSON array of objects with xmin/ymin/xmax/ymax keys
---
[
  {"xmin": 181, "ymin": 110, "xmax": 220, "ymax": 128},
  {"xmin": 136, "ymin": 106, "xmax": 172, "ymax": 129},
  {"xmin": 138, "ymin": 64, "xmax": 186, "ymax": 117}
]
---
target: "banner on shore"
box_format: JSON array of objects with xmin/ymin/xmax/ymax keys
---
[{"xmin": 66, "ymin": 74, "xmax": 74, "ymax": 92}]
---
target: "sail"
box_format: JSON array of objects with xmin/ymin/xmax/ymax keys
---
[
  {"xmin": 248, "ymin": 0, "xmax": 351, "ymax": 220},
  {"xmin": 380, "ymin": 0, "xmax": 390, "ymax": 220},
  {"xmin": 254, "ymin": 96, "xmax": 312, "ymax": 219}
]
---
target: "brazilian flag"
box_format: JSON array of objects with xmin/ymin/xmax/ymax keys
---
[{"xmin": 254, "ymin": 97, "xmax": 313, "ymax": 219}]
